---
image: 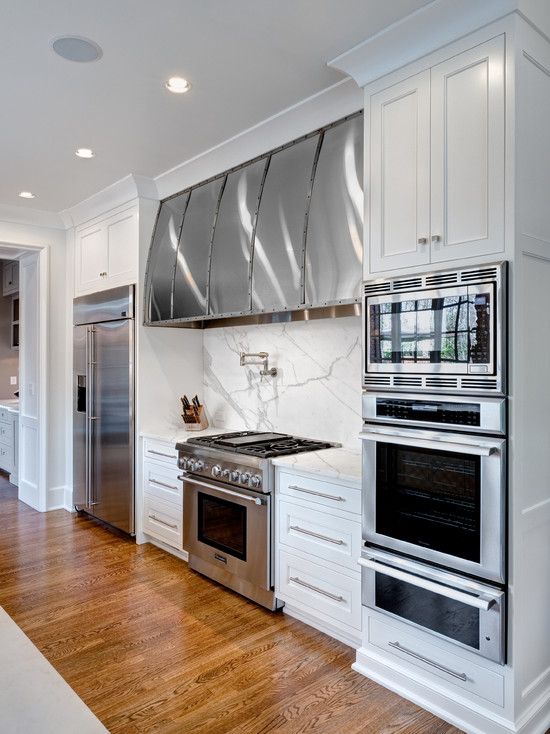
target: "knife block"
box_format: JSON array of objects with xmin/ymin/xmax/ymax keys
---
[{"xmin": 182, "ymin": 405, "xmax": 209, "ymax": 431}]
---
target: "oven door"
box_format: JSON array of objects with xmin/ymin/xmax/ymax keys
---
[
  {"xmin": 183, "ymin": 475, "xmax": 270, "ymax": 590},
  {"xmin": 365, "ymin": 283, "xmax": 494, "ymax": 375},
  {"xmin": 361, "ymin": 425, "xmax": 506, "ymax": 583},
  {"xmin": 359, "ymin": 548, "xmax": 505, "ymax": 663}
]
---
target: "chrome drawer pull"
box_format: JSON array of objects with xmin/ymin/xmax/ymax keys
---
[
  {"xmin": 150, "ymin": 478, "xmax": 178, "ymax": 491},
  {"xmin": 388, "ymin": 641, "xmax": 468, "ymax": 681},
  {"xmin": 289, "ymin": 485, "xmax": 344, "ymax": 502},
  {"xmin": 149, "ymin": 449, "xmax": 177, "ymax": 460},
  {"xmin": 289, "ymin": 576, "xmax": 344, "ymax": 602},
  {"xmin": 148, "ymin": 513, "xmax": 178, "ymax": 530},
  {"xmin": 289, "ymin": 525, "xmax": 345, "ymax": 545}
]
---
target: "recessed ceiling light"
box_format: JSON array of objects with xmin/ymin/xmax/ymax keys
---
[
  {"xmin": 18, "ymin": 191, "xmax": 35, "ymax": 199},
  {"xmin": 52, "ymin": 36, "xmax": 102, "ymax": 63},
  {"xmin": 75, "ymin": 148, "xmax": 95, "ymax": 159},
  {"xmin": 165, "ymin": 76, "xmax": 191, "ymax": 94}
]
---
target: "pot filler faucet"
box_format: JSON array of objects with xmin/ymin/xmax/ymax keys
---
[{"xmin": 239, "ymin": 352, "xmax": 277, "ymax": 378}]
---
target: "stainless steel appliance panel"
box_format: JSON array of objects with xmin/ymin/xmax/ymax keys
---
[
  {"xmin": 209, "ymin": 159, "xmax": 267, "ymax": 316},
  {"xmin": 73, "ymin": 324, "xmax": 88, "ymax": 507},
  {"xmin": 173, "ymin": 178, "xmax": 224, "ymax": 319},
  {"xmin": 89, "ymin": 320, "xmax": 134, "ymax": 533},
  {"xmin": 361, "ymin": 424, "xmax": 506, "ymax": 582},
  {"xmin": 252, "ymin": 135, "xmax": 318, "ymax": 312},
  {"xmin": 359, "ymin": 548, "xmax": 505, "ymax": 663},
  {"xmin": 145, "ymin": 193, "xmax": 189, "ymax": 322},
  {"xmin": 74, "ymin": 285, "xmax": 134, "ymax": 325},
  {"xmin": 305, "ymin": 114, "xmax": 363, "ymax": 305}
]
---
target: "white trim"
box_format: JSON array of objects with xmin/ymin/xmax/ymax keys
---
[
  {"xmin": 283, "ymin": 604, "xmax": 361, "ymax": 649},
  {"xmin": 0, "ymin": 204, "xmax": 65, "ymax": 231},
  {"xmin": 328, "ymin": 0, "xmax": 518, "ymax": 88},
  {"xmin": 47, "ymin": 485, "xmax": 66, "ymax": 511},
  {"xmin": 64, "ymin": 486, "xmax": 74, "ymax": 512},
  {"xmin": 144, "ymin": 536, "xmax": 189, "ymax": 563}
]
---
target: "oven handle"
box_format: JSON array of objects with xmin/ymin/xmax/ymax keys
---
[
  {"xmin": 358, "ymin": 557, "xmax": 496, "ymax": 611},
  {"xmin": 358, "ymin": 429, "xmax": 499, "ymax": 457},
  {"xmin": 179, "ymin": 475, "xmax": 265, "ymax": 506}
]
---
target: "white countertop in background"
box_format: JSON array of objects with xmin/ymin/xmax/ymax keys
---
[
  {"xmin": 0, "ymin": 399, "xmax": 19, "ymax": 415},
  {"xmin": 140, "ymin": 426, "xmax": 230, "ymax": 447},
  {"xmin": 271, "ymin": 447, "xmax": 361, "ymax": 487}
]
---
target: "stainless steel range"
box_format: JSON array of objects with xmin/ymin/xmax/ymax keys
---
[{"xmin": 176, "ymin": 431, "xmax": 336, "ymax": 610}]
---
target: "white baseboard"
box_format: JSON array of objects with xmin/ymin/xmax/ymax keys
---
[
  {"xmin": 63, "ymin": 486, "xmax": 74, "ymax": 512},
  {"xmin": 145, "ymin": 536, "xmax": 189, "ymax": 562},
  {"xmin": 47, "ymin": 485, "xmax": 66, "ymax": 511},
  {"xmin": 283, "ymin": 604, "xmax": 361, "ymax": 649}
]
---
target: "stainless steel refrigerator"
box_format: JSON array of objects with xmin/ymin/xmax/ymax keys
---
[{"xmin": 73, "ymin": 285, "xmax": 135, "ymax": 534}]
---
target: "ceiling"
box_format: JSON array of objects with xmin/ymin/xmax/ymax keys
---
[{"xmin": 2, "ymin": 0, "xmax": 432, "ymax": 214}]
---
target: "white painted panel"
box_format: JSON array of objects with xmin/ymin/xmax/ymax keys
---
[
  {"xmin": 78, "ymin": 225, "xmax": 107, "ymax": 291},
  {"xmin": 106, "ymin": 209, "xmax": 137, "ymax": 281},
  {"xmin": 370, "ymin": 71, "xmax": 430, "ymax": 273},
  {"xmin": 431, "ymin": 36, "xmax": 505, "ymax": 262}
]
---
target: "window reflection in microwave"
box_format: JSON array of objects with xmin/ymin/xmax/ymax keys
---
[{"xmin": 369, "ymin": 292, "xmax": 491, "ymax": 365}]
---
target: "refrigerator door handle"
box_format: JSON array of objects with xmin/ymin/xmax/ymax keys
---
[
  {"xmin": 85, "ymin": 327, "xmax": 91, "ymax": 508},
  {"xmin": 89, "ymin": 326, "xmax": 97, "ymax": 507}
]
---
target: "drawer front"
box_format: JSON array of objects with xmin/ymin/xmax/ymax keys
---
[
  {"xmin": 0, "ymin": 409, "xmax": 13, "ymax": 423},
  {"xmin": 0, "ymin": 442, "xmax": 14, "ymax": 473},
  {"xmin": 143, "ymin": 495, "xmax": 183, "ymax": 549},
  {"xmin": 0, "ymin": 421, "xmax": 14, "ymax": 447},
  {"xmin": 368, "ymin": 614, "xmax": 504, "ymax": 707},
  {"xmin": 144, "ymin": 439, "xmax": 179, "ymax": 467},
  {"xmin": 278, "ymin": 549, "xmax": 361, "ymax": 631},
  {"xmin": 143, "ymin": 460, "xmax": 183, "ymax": 506},
  {"xmin": 278, "ymin": 499, "xmax": 361, "ymax": 572},
  {"xmin": 278, "ymin": 471, "xmax": 361, "ymax": 516}
]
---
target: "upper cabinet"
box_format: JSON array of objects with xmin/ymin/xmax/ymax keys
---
[
  {"xmin": 368, "ymin": 36, "xmax": 504, "ymax": 274},
  {"xmin": 75, "ymin": 203, "xmax": 138, "ymax": 296},
  {"xmin": 2, "ymin": 261, "xmax": 19, "ymax": 296}
]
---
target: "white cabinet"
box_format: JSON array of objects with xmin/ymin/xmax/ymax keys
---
[
  {"xmin": 275, "ymin": 467, "xmax": 362, "ymax": 647},
  {"xmin": 0, "ymin": 408, "xmax": 18, "ymax": 486},
  {"xmin": 75, "ymin": 203, "xmax": 138, "ymax": 296},
  {"xmin": 141, "ymin": 438, "xmax": 184, "ymax": 553},
  {"xmin": 368, "ymin": 36, "xmax": 504, "ymax": 274},
  {"xmin": 2, "ymin": 262, "xmax": 19, "ymax": 296}
]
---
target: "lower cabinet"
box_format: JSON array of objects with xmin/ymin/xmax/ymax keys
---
[
  {"xmin": 275, "ymin": 467, "xmax": 362, "ymax": 647},
  {"xmin": 0, "ymin": 409, "xmax": 18, "ymax": 486},
  {"xmin": 141, "ymin": 438, "xmax": 183, "ymax": 553}
]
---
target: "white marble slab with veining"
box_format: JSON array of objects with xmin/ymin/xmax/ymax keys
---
[
  {"xmin": 272, "ymin": 447, "xmax": 362, "ymax": 487},
  {"xmin": 0, "ymin": 607, "xmax": 107, "ymax": 733},
  {"xmin": 140, "ymin": 426, "xmax": 231, "ymax": 447}
]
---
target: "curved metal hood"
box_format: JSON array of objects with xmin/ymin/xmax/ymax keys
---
[{"xmin": 144, "ymin": 111, "xmax": 363, "ymax": 328}]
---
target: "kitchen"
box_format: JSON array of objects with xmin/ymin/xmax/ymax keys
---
[{"xmin": 1, "ymin": 1, "xmax": 550, "ymax": 733}]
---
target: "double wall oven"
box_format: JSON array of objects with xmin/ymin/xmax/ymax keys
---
[{"xmin": 360, "ymin": 263, "xmax": 507, "ymax": 664}]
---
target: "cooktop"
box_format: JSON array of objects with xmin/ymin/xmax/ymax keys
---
[{"xmin": 186, "ymin": 431, "xmax": 337, "ymax": 458}]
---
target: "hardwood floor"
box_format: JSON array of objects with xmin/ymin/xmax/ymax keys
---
[{"xmin": 0, "ymin": 478, "xmax": 462, "ymax": 733}]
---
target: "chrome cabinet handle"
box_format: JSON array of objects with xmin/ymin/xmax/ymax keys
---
[
  {"xmin": 388, "ymin": 641, "xmax": 467, "ymax": 681},
  {"xmin": 149, "ymin": 449, "xmax": 177, "ymax": 460},
  {"xmin": 417, "ymin": 237, "xmax": 427, "ymax": 245},
  {"xmin": 150, "ymin": 478, "xmax": 178, "ymax": 491},
  {"xmin": 358, "ymin": 429, "xmax": 499, "ymax": 457},
  {"xmin": 148, "ymin": 513, "xmax": 178, "ymax": 530},
  {"xmin": 289, "ymin": 525, "xmax": 345, "ymax": 546},
  {"xmin": 289, "ymin": 576, "xmax": 345, "ymax": 602},
  {"xmin": 431, "ymin": 234, "xmax": 441, "ymax": 243},
  {"xmin": 288, "ymin": 485, "xmax": 344, "ymax": 502}
]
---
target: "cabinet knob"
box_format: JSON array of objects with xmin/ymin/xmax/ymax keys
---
[
  {"xmin": 417, "ymin": 237, "xmax": 427, "ymax": 245},
  {"xmin": 431, "ymin": 235, "xmax": 441, "ymax": 243}
]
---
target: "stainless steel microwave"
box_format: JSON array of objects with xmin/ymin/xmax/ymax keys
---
[{"xmin": 362, "ymin": 262, "xmax": 506, "ymax": 395}]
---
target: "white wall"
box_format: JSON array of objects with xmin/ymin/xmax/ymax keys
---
[{"xmin": 0, "ymin": 219, "xmax": 67, "ymax": 504}]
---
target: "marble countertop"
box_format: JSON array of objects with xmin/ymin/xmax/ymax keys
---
[
  {"xmin": 272, "ymin": 447, "xmax": 361, "ymax": 487},
  {"xmin": 141, "ymin": 426, "xmax": 231, "ymax": 447},
  {"xmin": 0, "ymin": 399, "xmax": 19, "ymax": 414},
  {"xmin": 0, "ymin": 607, "xmax": 107, "ymax": 733}
]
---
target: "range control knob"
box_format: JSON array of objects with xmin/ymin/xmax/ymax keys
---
[
  {"xmin": 211, "ymin": 464, "xmax": 222, "ymax": 478},
  {"xmin": 230, "ymin": 470, "xmax": 241, "ymax": 482},
  {"xmin": 250, "ymin": 474, "xmax": 262, "ymax": 489},
  {"xmin": 178, "ymin": 456, "xmax": 188, "ymax": 470},
  {"xmin": 221, "ymin": 468, "xmax": 230, "ymax": 479},
  {"xmin": 193, "ymin": 460, "xmax": 204, "ymax": 472},
  {"xmin": 240, "ymin": 472, "xmax": 251, "ymax": 485}
]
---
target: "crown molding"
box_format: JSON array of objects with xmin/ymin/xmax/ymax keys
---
[
  {"xmin": 61, "ymin": 173, "xmax": 158, "ymax": 229},
  {"xmin": 328, "ymin": 0, "xmax": 518, "ymax": 87},
  {"xmin": 0, "ymin": 203, "xmax": 65, "ymax": 231}
]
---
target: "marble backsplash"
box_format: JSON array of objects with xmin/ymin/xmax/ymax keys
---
[{"xmin": 203, "ymin": 316, "xmax": 362, "ymax": 450}]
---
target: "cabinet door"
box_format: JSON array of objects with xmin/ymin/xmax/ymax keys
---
[
  {"xmin": 76, "ymin": 223, "xmax": 108, "ymax": 293},
  {"xmin": 3, "ymin": 263, "xmax": 18, "ymax": 296},
  {"xmin": 370, "ymin": 70, "xmax": 431, "ymax": 273},
  {"xmin": 105, "ymin": 207, "xmax": 138, "ymax": 284},
  {"xmin": 430, "ymin": 36, "xmax": 505, "ymax": 263}
]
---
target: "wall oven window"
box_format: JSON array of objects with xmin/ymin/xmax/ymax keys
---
[
  {"xmin": 367, "ymin": 285, "xmax": 493, "ymax": 371},
  {"xmin": 198, "ymin": 492, "xmax": 247, "ymax": 561},
  {"xmin": 376, "ymin": 443, "xmax": 481, "ymax": 562}
]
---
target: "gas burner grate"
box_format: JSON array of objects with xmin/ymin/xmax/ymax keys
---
[{"xmin": 187, "ymin": 431, "xmax": 337, "ymax": 458}]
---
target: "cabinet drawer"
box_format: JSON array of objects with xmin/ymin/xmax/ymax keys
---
[
  {"xmin": 0, "ymin": 409, "xmax": 14, "ymax": 423},
  {"xmin": 144, "ymin": 439, "xmax": 179, "ymax": 467},
  {"xmin": 278, "ymin": 549, "xmax": 361, "ymax": 631},
  {"xmin": 0, "ymin": 421, "xmax": 14, "ymax": 447},
  {"xmin": 143, "ymin": 495, "xmax": 182, "ymax": 550},
  {"xmin": 0, "ymin": 442, "xmax": 14, "ymax": 474},
  {"xmin": 143, "ymin": 460, "xmax": 182, "ymax": 506},
  {"xmin": 278, "ymin": 471, "xmax": 361, "ymax": 516},
  {"xmin": 368, "ymin": 614, "xmax": 504, "ymax": 707},
  {"xmin": 278, "ymin": 499, "xmax": 361, "ymax": 572}
]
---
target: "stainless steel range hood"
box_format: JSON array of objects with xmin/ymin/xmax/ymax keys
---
[{"xmin": 144, "ymin": 111, "xmax": 363, "ymax": 328}]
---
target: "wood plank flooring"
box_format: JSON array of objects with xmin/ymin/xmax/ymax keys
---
[{"xmin": 0, "ymin": 478, "xmax": 462, "ymax": 733}]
